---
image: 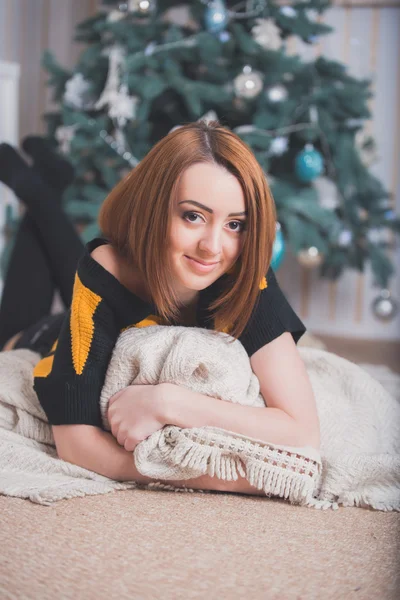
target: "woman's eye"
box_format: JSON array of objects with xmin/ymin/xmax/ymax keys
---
[
  {"xmin": 228, "ymin": 221, "xmax": 246, "ymax": 233},
  {"xmin": 183, "ymin": 211, "xmax": 203, "ymax": 223}
]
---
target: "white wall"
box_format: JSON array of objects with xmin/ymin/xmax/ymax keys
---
[{"xmin": 0, "ymin": 1, "xmax": 399, "ymax": 339}]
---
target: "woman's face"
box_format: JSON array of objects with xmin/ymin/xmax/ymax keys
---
[{"xmin": 169, "ymin": 162, "xmax": 247, "ymax": 306}]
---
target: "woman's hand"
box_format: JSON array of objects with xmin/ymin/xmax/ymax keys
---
[{"xmin": 107, "ymin": 384, "xmax": 167, "ymax": 452}]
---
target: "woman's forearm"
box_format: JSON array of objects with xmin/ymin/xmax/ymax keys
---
[
  {"xmin": 56, "ymin": 426, "xmax": 153, "ymax": 484},
  {"xmin": 102, "ymin": 430, "xmax": 264, "ymax": 494},
  {"xmin": 160, "ymin": 383, "xmax": 318, "ymax": 448},
  {"xmin": 58, "ymin": 426, "xmax": 261, "ymax": 494}
]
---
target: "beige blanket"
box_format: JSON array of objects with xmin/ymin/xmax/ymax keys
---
[{"xmin": 0, "ymin": 327, "xmax": 399, "ymax": 510}]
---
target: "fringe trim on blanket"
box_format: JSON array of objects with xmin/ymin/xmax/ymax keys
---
[{"xmin": 134, "ymin": 426, "xmax": 323, "ymax": 507}]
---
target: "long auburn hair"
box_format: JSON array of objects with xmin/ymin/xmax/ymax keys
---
[{"xmin": 98, "ymin": 120, "xmax": 277, "ymax": 340}]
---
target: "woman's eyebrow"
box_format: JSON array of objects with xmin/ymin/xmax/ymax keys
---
[{"xmin": 178, "ymin": 200, "xmax": 247, "ymax": 217}]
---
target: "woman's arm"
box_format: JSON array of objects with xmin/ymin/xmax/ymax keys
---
[
  {"xmin": 52, "ymin": 424, "xmax": 263, "ymax": 495},
  {"xmin": 250, "ymin": 332, "xmax": 320, "ymax": 448},
  {"xmin": 53, "ymin": 424, "xmax": 153, "ymax": 483},
  {"xmin": 160, "ymin": 333, "xmax": 320, "ymax": 449}
]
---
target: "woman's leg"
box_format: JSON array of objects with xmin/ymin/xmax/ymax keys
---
[
  {"xmin": 0, "ymin": 143, "xmax": 83, "ymax": 347},
  {"xmin": 0, "ymin": 143, "xmax": 84, "ymax": 308},
  {"xmin": 22, "ymin": 135, "xmax": 75, "ymax": 195},
  {"xmin": 0, "ymin": 214, "xmax": 56, "ymax": 347}
]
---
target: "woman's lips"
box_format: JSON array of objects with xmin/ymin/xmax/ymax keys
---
[{"xmin": 184, "ymin": 256, "xmax": 219, "ymax": 273}]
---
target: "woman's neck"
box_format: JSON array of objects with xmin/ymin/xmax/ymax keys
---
[{"xmin": 177, "ymin": 296, "xmax": 199, "ymax": 326}]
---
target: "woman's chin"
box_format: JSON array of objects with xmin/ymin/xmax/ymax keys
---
[{"xmin": 174, "ymin": 269, "xmax": 215, "ymax": 292}]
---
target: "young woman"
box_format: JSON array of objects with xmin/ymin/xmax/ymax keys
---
[{"xmin": 0, "ymin": 122, "xmax": 320, "ymax": 496}]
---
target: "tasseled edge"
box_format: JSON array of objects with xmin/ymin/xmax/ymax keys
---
[
  {"xmin": 135, "ymin": 427, "xmax": 400, "ymax": 511},
  {"xmin": 147, "ymin": 427, "xmax": 323, "ymax": 507}
]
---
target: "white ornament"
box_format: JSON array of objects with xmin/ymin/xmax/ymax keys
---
[
  {"xmin": 128, "ymin": 0, "xmax": 155, "ymax": 14},
  {"xmin": 95, "ymin": 46, "xmax": 125, "ymax": 111},
  {"xmin": 234, "ymin": 67, "xmax": 263, "ymax": 99},
  {"xmin": 314, "ymin": 177, "xmax": 340, "ymax": 210},
  {"xmin": 107, "ymin": 9, "xmax": 126, "ymax": 22},
  {"xmin": 169, "ymin": 110, "xmax": 219, "ymax": 135},
  {"xmin": 280, "ymin": 6, "xmax": 297, "ymax": 18},
  {"xmin": 108, "ymin": 84, "xmax": 139, "ymax": 127},
  {"xmin": 199, "ymin": 110, "xmax": 218, "ymax": 124},
  {"xmin": 162, "ymin": 5, "xmax": 199, "ymax": 31},
  {"xmin": 251, "ymin": 18, "xmax": 282, "ymax": 51},
  {"xmin": 64, "ymin": 73, "xmax": 93, "ymax": 109},
  {"xmin": 55, "ymin": 124, "xmax": 78, "ymax": 154},
  {"xmin": 266, "ymin": 84, "xmax": 288, "ymax": 103},
  {"xmin": 270, "ymin": 136, "xmax": 288, "ymax": 156}
]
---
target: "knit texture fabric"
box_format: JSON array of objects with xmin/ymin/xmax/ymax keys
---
[
  {"xmin": 100, "ymin": 326, "xmax": 399, "ymax": 511},
  {"xmin": 100, "ymin": 326, "xmax": 321, "ymax": 506},
  {"xmin": 0, "ymin": 330, "xmax": 399, "ymax": 510}
]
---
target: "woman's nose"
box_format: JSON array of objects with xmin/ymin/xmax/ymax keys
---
[{"xmin": 198, "ymin": 227, "xmax": 222, "ymax": 256}]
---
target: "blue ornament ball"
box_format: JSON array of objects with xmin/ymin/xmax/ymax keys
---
[
  {"xmin": 205, "ymin": 0, "xmax": 229, "ymax": 34},
  {"xmin": 218, "ymin": 30, "xmax": 230, "ymax": 43},
  {"xmin": 295, "ymin": 146, "xmax": 324, "ymax": 182},
  {"xmin": 384, "ymin": 210, "xmax": 395, "ymax": 221},
  {"xmin": 271, "ymin": 226, "xmax": 286, "ymax": 271}
]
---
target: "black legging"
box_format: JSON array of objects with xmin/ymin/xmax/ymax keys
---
[{"xmin": 0, "ymin": 172, "xmax": 84, "ymax": 348}]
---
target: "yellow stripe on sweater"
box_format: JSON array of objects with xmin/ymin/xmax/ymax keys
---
[
  {"xmin": 135, "ymin": 315, "xmax": 164, "ymax": 328},
  {"xmin": 33, "ymin": 355, "xmax": 54, "ymax": 378},
  {"xmin": 70, "ymin": 274, "xmax": 102, "ymax": 375},
  {"xmin": 121, "ymin": 315, "xmax": 165, "ymax": 332}
]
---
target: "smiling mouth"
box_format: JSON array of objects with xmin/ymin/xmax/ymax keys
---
[
  {"xmin": 187, "ymin": 257, "xmax": 219, "ymax": 266},
  {"xmin": 184, "ymin": 256, "xmax": 220, "ymax": 272}
]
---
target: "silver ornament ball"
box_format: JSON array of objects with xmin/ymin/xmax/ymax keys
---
[
  {"xmin": 371, "ymin": 290, "xmax": 399, "ymax": 322},
  {"xmin": 234, "ymin": 67, "xmax": 263, "ymax": 99},
  {"xmin": 129, "ymin": 0, "xmax": 155, "ymax": 14}
]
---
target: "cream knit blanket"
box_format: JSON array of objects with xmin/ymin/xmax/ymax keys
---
[{"xmin": 0, "ymin": 327, "xmax": 399, "ymax": 510}]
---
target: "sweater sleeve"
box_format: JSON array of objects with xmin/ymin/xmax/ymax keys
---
[
  {"xmin": 239, "ymin": 267, "xmax": 306, "ymax": 357},
  {"xmin": 33, "ymin": 273, "xmax": 120, "ymax": 428}
]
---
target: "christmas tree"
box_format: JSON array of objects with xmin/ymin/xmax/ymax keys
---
[{"xmin": 6, "ymin": 0, "xmax": 400, "ymax": 311}]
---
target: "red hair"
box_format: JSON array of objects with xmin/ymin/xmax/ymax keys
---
[{"xmin": 98, "ymin": 120, "xmax": 277, "ymax": 339}]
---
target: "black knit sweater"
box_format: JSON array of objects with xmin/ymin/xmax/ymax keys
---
[{"xmin": 34, "ymin": 238, "xmax": 306, "ymax": 428}]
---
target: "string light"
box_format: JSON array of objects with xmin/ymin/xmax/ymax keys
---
[{"xmin": 87, "ymin": 119, "xmax": 140, "ymax": 167}]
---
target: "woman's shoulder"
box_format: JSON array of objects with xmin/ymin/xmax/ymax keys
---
[
  {"xmin": 90, "ymin": 241, "xmax": 121, "ymax": 279},
  {"xmin": 89, "ymin": 240, "xmax": 150, "ymax": 302}
]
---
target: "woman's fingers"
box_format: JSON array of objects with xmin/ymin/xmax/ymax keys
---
[
  {"xmin": 124, "ymin": 437, "xmax": 137, "ymax": 452},
  {"xmin": 109, "ymin": 388, "xmax": 126, "ymax": 407}
]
